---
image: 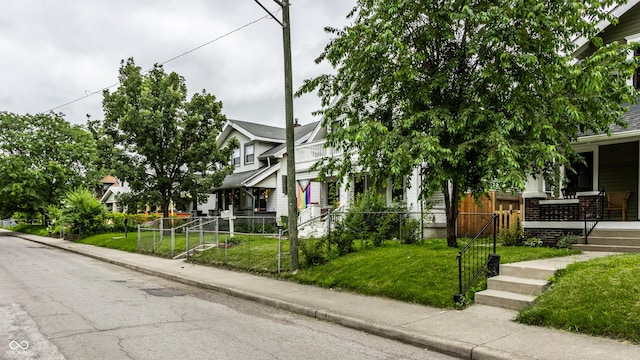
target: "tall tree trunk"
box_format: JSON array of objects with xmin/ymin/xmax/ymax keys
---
[
  {"xmin": 162, "ymin": 200, "xmax": 170, "ymax": 219},
  {"xmin": 443, "ymin": 179, "xmax": 459, "ymax": 248}
]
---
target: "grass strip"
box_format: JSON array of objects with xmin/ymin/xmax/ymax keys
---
[{"xmin": 516, "ymin": 254, "xmax": 640, "ymax": 343}]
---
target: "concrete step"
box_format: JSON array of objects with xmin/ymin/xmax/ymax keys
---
[
  {"xmin": 487, "ymin": 275, "xmax": 548, "ymax": 296},
  {"xmin": 474, "ymin": 289, "xmax": 536, "ymax": 311},
  {"xmin": 579, "ymin": 236, "xmax": 640, "ymax": 246},
  {"xmin": 573, "ymin": 244, "xmax": 640, "ymax": 253},
  {"xmin": 500, "ymin": 263, "xmax": 556, "ymax": 280},
  {"xmin": 589, "ymin": 229, "xmax": 640, "ymax": 238}
]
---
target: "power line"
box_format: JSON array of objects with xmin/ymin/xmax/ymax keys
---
[{"xmin": 46, "ymin": 8, "xmax": 281, "ymax": 113}]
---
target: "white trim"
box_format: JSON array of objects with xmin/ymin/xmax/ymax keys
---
[
  {"xmin": 573, "ymin": 1, "xmax": 640, "ymax": 57},
  {"xmin": 523, "ymin": 221, "xmax": 584, "ymax": 229},
  {"xmin": 522, "ymin": 191, "xmax": 548, "ymax": 199},
  {"xmin": 576, "ymin": 191, "xmax": 601, "ymax": 197},
  {"xmin": 539, "ymin": 199, "xmax": 579, "ymax": 205},
  {"xmin": 576, "ymin": 130, "xmax": 640, "ymax": 145},
  {"xmin": 244, "ymin": 163, "xmax": 281, "ymax": 187},
  {"xmin": 625, "ymin": 34, "xmax": 640, "ymax": 44},
  {"xmin": 296, "ymin": 170, "xmax": 320, "ymax": 180}
]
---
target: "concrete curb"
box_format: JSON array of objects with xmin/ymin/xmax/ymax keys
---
[{"xmin": 9, "ymin": 232, "xmax": 525, "ymax": 360}]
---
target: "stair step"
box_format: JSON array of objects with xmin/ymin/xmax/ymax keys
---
[
  {"xmin": 589, "ymin": 229, "xmax": 640, "ymax": 238},
  {"xmin": 573, "ymin": 244, "xmax": 640, "ymax": 253},
  {"xmin": 500, "ymin": 264, "xmax": 556, "ymax": 280},
  {"xmin": 580, "ymin": 237, "xmax": 640, "ymax": 246},
  {"xmin": 487, "ymin": 276, "xmax": 548, "ymax": 296},
  {"xmin": 474, "ymin": 289, "xmax": 536, "ymax": 311}
]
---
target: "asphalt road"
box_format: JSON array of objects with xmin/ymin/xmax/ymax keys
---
[{"xmin": 0, "ymin": 235, "xmax": 456, "ymax": 360}]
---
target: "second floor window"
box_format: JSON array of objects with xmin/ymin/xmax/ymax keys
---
[
  {"xmin": 232, "ymin": 148, "xmax": 240, "ymax": 166},
  {"xmin": 245, "ymin": 144, "xmax": 255, "ymax": 164}
]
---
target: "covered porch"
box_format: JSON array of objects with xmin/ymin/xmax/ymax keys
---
[
  {"xmin": 209, "ymin": 165, "xmax": 280, "ymax": 217},
  {"xmin": 523, "ymin": 137, "xmax": 640, "ymax": 245}
]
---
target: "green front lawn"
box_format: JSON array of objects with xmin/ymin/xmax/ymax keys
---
[
  {"xmin": 4, "ymin": 224, "xmax": 49, "ymax": 236},
  {"xmin": 288, "ymin": 240, "xmax": 578, "ymax": 308},
  {"xmin": 516, "ymin": 254, "xmax": 640, "ymax": 343}
]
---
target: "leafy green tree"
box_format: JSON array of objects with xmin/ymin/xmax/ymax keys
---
[
  {"xmin": 97, "ymin": 58, "xmax": 237, "ymax": 217},
  {"xmin": 0, "ymin": 112, "xmax": 98, "ymax": 219},
  {"xmin": 299, "ymin": 0, "xmax": 638, "ymax": 247}
]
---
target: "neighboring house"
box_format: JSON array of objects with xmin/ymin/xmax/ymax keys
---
[
  {"xmin": 99, "ymin": 175, "xmax": 130, "ymax": 212},
  {"xmin": 206, "ymin": 119, "xmax": 319, "ymax": 220},
  {"xmin": 209, "ymin": 117, "xmax": 448, "ymax": 237},
  {"xmin": 289, "ymin": 120, "xmax": 448, "ymax": 237},
  {"xmin": 523, "ymin": 0, "xmax": 640, "ymax": 244}
]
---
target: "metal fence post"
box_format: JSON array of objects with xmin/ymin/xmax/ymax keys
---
[
  {"xmin": 137, "ymin": 225, "xmax": 141, "ymax": 253},
  {"xmin": 199, "ymin": 217, "xmax": 203, "ymax": 247},
  {"xmin": 186, "ymin": 228, "xmax": 189, "ymax": 259},
  {"xmin": 278, "ymin": 229, "xmax": 282, "ymax": 274},
  {"xmin": 327, "ymin": 209, "xmax": 332, "ymax": 252},
  {"xmin": 215, "ymin": 217, "xmax": 219, "ymax": 246},
  {"xmin": 160, "ymin": 217, "xmax": 164, "ymax": 242},
  {"xmin": 153, "ymin": 227, "xmax": 156, "ymax": 253},
  {"xmin": 171, "ymin": 227, "xmax": 175, "ymax": 258}
]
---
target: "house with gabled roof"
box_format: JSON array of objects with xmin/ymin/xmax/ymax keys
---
[
  {"xmin": 98, "ymin": 175, "xmax": 130, "ymax": 212},
  {"xmin": 522, "ymin": 0, "xmax": 640, "ymax": 250},
  {"xmin": 205, "ymin": 118, "xmax": 319, "ymax": 221}
]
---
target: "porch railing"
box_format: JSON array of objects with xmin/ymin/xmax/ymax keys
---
[
  {"xmin": 583, "ymin": 189, "xmax": 605, "ymax": 244},
  {"xmin": 454, "ymin": 214, "xmax": 500, "ymax": 303}
]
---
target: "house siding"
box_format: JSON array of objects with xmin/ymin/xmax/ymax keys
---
[
  {"xmin": 599, "ymin": 141, "xmax": 639, "ymax": 220},
  {"xmin": 603, "ymin": 4, "xmax": 640, "ymax": 44}
]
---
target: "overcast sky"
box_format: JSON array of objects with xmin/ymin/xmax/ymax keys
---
[{"xmin": 1, "ymin": 1, "xmax": 356, "ymax": 127}]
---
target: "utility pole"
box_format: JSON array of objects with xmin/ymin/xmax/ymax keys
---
[{"xmin": 255, "ymin": 0, "xmax": 298, "ymax": 270}]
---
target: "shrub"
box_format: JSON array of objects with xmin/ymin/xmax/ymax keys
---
[
  {"xmin": 329, "ymin": 189, "xmax": 420, "ymax": 249},
  {"xmin": 523, "ymin": 237, "xmax": 543, "ymax": 247},
  {"xmin": 62, "ymin": 188, "xmax": 107, "ymax": 237},
  {"xmin": 498, "ymin": 222, "xmax": 523, "ymax": 246},
  {"xmin": 400, "ymin": 218, "xmax": 422, "ymax": 244},
  {"xmin": 300, "ymin": 238, "xmax": 327, "ymax": 268},
  {"xmin": 327, "ymin": 221, "xmax": 356, "ymax": 255},
  {"xmin": 556, "ymin": 234, "xmax": 578, "ymax": 249}
]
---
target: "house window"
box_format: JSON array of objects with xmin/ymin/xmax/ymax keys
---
[
  {"xmin": 245, "ymin": 144, "xmax": 254, "ymax": 164},
  {"xmin": 232, "ymin": 148, "xmax": 240, "ymax": 166},
  {"xmin": 392, "ymin": 179, "xmax": 405, "ymax": 202}
]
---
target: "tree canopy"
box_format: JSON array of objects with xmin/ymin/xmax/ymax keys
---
[
  {"xmin": 299, "ymin": 0, "xmax": 639, "ymax": 247},
  {"xmin": 96, "ymin": 58, "xmax": 237, "ymax": 217},
  {"xmin": 0, "ymin": 112, "xmax": 98, "ymax": 219}
]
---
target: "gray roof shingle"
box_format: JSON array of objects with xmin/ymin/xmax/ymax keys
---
[
  {"xmin": 229, "ymin": 119, "xmax": 286, "ymax": 140},
  {"xmin": 259, "ymin": 121, "xmax": 319, "ymax": 158}
]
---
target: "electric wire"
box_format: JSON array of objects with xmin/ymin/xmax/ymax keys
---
[{"xmin": 45, "ymin": 8, "xmax": 281, "ymax": 114}]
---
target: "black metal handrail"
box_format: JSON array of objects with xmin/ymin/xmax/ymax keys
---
[
  {"xmin": 583, "ymin": 189, "xmax": 605, "ymax": 244},
  {"xmin": 454, "ymin": 214, "xmax": 499, "ymax": 303}
]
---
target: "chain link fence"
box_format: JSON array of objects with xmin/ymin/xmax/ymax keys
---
[{"xmin": 137, "ymin": 216, "xmax": 284, "ymax": 271}]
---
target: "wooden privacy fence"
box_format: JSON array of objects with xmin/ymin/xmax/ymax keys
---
[
  {"xmin": 494, "ymin": 204, "xmax": 521, "ymax": 232},
  {"xmin": 457, "ymin": 192, "xmax": 522, "ymax": 238}
]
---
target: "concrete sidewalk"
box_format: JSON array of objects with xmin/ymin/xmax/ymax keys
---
[{"xmin": 3, "ymin": 230, "xmax": 639, "ymax": 360}]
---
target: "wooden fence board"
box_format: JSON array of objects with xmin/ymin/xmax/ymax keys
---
[{"xmin": 457, "ymin": 192, "xmax": 521, "ymax": 238}]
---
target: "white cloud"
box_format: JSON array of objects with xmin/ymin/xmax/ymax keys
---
[{"xmin": 0, "ymin": 0, "xmax": 356, "ymax": 127}]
